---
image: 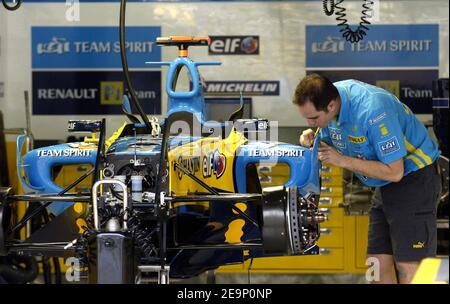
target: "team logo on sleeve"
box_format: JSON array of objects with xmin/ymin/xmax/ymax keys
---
[
  {"xmin": 329, "ymin": 128, "xmax": 346, "ymax": 149},
  {"xmin": 378, "ymin": 137, "xmax": 400, "ymax": 156}
]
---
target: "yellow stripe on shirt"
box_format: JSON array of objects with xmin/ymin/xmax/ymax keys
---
[
  {"xmin": 406, "ymin": 154, "xmax": 425, "ymax": 169},
  {"xmin": 404, "ymin": 137, "xmax": 432, "ymax": 167},
  {"xmin": 415, "ymin": 147, "xmax": 433, "ymax": 165}
]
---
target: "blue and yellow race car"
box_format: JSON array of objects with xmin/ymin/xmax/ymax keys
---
[{"xmin": 0, "ymin": 35, "xmax": 326, "ymax": 284}]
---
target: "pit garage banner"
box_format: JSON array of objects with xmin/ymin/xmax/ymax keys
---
[
  {"xmin": 32, "ymin": 26, "xmax": 161, "ymax": 69},
  {"xmin": 306, "ymin": 24, "xmax": 439, "ymax": 114},
  {"xmin": 306, "ymin": 24, "xmax": 438, "ymax": 68},
  {"xmin": 31, "ymin": 26, "xmax": 162, "ymax": 115},
  {"xmin": 32, "ymin": 71, "xmax": 161, "ymax": 115}
]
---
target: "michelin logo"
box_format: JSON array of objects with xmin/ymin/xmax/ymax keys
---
[
  {"xmin": 204, "ymin": 81, "xmax": 279, "ymax": 96},
  {"xmin": 37, "ymin": 37, "xmax": 70, "ymax": 55},
  {"xmin": 378, "ymin": 136, "xmax": 400, "ymax": 156},
  {"xmin": 311, "ymin": 36, "xmax": 345, "ymax": 54}
]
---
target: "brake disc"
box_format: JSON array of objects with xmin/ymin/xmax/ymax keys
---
[{"xmin": 261, "ymin": 186, "xmax": 326, "ymax": 256}]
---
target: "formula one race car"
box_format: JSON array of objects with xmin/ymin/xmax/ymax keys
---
[{"xmin": 0, "ymin": 6, "xmax": 325, "ymax": 284}]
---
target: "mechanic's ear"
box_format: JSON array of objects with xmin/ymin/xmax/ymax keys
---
[{"xmin": 327, "ymin": 99, "xmax": 337, "ymax": 113}]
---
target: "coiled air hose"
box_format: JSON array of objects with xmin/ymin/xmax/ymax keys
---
[{"xmin": 323, "ymin": 0, "xmax": 374, "ymax": 43}]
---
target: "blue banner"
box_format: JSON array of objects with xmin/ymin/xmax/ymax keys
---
[
  {"xmin": 306, "ymin": 24, "xmax": 439, "ymax": 68},
  {"xmin": 32, "ymin": 26, "xmax": 161, "ymax": 69},
  {"xmin": 32, "ymin": 71, "xmax": 161, "ymax": 115}
]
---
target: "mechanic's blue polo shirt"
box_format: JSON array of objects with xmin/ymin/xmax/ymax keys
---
[{"xmin": 320, "ymin": 79, "xmax": 441, "ymax": 187}]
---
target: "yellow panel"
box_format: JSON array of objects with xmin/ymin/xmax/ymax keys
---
[
  {"xmin": 355, "ymin": 216, "xmax": 369, "ymax": 269},
  {"xmin": 257, "ymin": 163, "xmax": 289, "ymax": 176},
  {"xmin": 321, "ymin": 164, "xmax": 343, "ymax": 177},
  {"xmin": 320, "ymin": 207, "xmax": 344, "ymax": 228},
  {"xmin": 321, "ymin": 175, "xmax": 344, "ymax": 187},
  {"xmin": 342, "ymin": 215, "xmax": 357, "ymax": 274},
  {"xmin": 257, "ymin": 163, "xmax": 290, "ymax": 187},
  {"xmin": 250, "ymin": 248, "xmax": 344, "ymax": 271},
  {"xmin": 318, "ymin": 196, "xmax": 343, "ymax": 208},
  {"xmin": 320, "ymin": 186, "xmax": 343, "ymax": 198},
  {"xmin": 259, "ymin": 175, "xmax": 289, "ymax": 187},
  {"xmin": 53, "ymin": 164, "xmax": 93, "ymax": 193},
  {"xmin": 317, "ymin": 227, "xmax": 344, "ymax": 248},
  {"xmin": 63, "ymin": 165, "xmax": 93, "ymax": 187}
]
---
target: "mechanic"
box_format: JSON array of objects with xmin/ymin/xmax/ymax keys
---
[{"xmin": 293, "ymin": 74, "xmax": 441, "ymax": 284}]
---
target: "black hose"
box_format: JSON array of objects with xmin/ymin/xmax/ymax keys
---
[
  {"xmin": 42, "ymin": 257, "xmax": 52, "ymax": 284},
  {"xmin": 2, "ymin": 0, "xmax": 21, "ymax": 11},
  {"xmin": 119, "ymin": 0, "xmax": 154, "ymax": 134},
  {"xmin": 95, "ymin": 119, "xmax": 106, "ymax": 185},
  {"xmin": 53, "ymin": 257, "xmax": 62, "ymax": 284},
  {"xmin": 0, "ymin": 255, "xmax": 38, "ymax": 284}
]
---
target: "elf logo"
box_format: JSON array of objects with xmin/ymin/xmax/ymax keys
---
[
  {"xmin": 203, "ymin": 150, "xmax": 227, "ymax": 178},
  {"xmin": 209, "ymin": 36, "xmax": 259, "ymax": 55}
]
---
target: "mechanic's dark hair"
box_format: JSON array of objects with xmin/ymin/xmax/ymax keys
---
[{"xmin": 293, "ymin": 74, "xmax": 339, "ymax": 112}]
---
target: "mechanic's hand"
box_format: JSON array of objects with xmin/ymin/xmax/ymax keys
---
[
  {"xmin": 318, "ymin": 142, "xmax": 344, "ymax": 166},
  {"xmin": 299, "ymin": 129, "xmax": 315, "ymax": 148}
]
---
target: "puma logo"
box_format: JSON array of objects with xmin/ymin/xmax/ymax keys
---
[{"xmin": 412, "ymin": 241, "xmax": 425, "ymax": 249}]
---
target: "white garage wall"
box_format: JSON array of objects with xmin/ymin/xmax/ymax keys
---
[{"xmin": 0, "ymin": 1, "xmax": 448, "ymax": 140}]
